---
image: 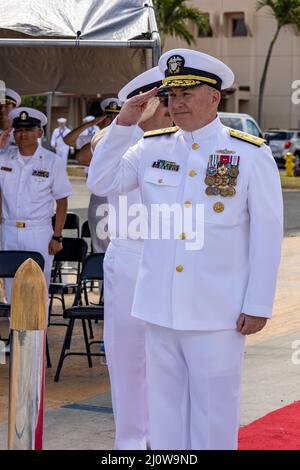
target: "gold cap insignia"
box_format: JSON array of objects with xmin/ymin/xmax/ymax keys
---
[
  {"xmin": 109, "ymin": 101, "xmax": 117, "ymax": 110},
  {"xmin": 167, "ymin": 55, "xmax": 185, "ymax": 75},
  {"xmin": 20, "ymin": 111, "xmax": 28, "ymax": 121}
]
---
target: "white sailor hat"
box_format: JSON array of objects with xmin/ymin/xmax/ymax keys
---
[
  {"xmin": 83, "ymin": 115, "xmax": 95, "ymax": 123},
  {"xmin": 118, "ymin": 66, "xmax": 164, "ymax": 102},
  {"xmin": 0, "ymin": 87, "xmax": 21, "ymax": 107},
  {"xmin": 57, "ymin": 117, "xmax": 67, "ymax": 124},
  {"xmin": 9, "ymin": 107, "xmax": 47, "ymax": 129},
  {"xmin": 100, "ymin": 98, "xmax": 122, "ymax": 114},
  {"xmin": 158, "ymin": 48, "xmax": 234, "ymax": 91}
]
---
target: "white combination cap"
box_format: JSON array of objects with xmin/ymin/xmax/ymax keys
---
[
  {"xmin": 9, "ymin": 107, "xmax": 48, "ymax": 128},
  {"xmin": 100, "ymin": 98, "xmax": 122, "ymax": 114},
  {"xmin": 0, "ymin": 87, "xmax": 21, "ymax": 107},
  {"xmin": 158, "ymin": 48, "xmax": 235, "ymax": 91},
  {"xmin": 83, "ymin": 115, "xmax": 95, "ymax": 123},
  {"xmin": 118, "ymin": 66, "xmax": 164, "ymax": 102}
]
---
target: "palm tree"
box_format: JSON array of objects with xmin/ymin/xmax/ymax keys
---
[
  {"xmin": 257, "ymin": 0, "xmax": 300, "ymax": 125},
  {"xmin": 153, "ymin": 0, "xmax": 209, "ymax": 50}
]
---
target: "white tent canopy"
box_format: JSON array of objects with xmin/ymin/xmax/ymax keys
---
[{"xmin": 0, "ymin": 0, "xmax": 160, "ymax": 95}]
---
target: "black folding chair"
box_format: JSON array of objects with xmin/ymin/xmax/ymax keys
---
[
  {"xmin": 51, "ymin": 212, "xmax": 81, "ymax": 282},
  {"xmin": 48, "ymin": 237, "xmax": 88, "ymax": 326},
  {"xmin": 54, "ymin": 253, "xmax": 105, "ymax": 382},
  {"xmin": 81, "ymin": 220, "xmax": 91, "ymax": 239},
  {"xmin": 0, "ymin": 250, "xmax": 51, "ymax": 367},
  {"xmin": 52, "ymin": 212, "xmax": 80, "ymax": 238},
  {"xmin": 81, "ymin": 219, "xmax": 95, "ymax": 293}
]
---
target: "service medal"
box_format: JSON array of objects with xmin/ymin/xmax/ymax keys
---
[
  {"xmin": 229, "ymin": 166, "xmax": 239, "ymax": 177},
  {"xmin": 227, "ymin": 187, "xmax": 236, "ymax": 197},
  {"xmin": 220, "ymin": 188, "xmax": 229, "ymax": 197},
  {"xmin": 207, "ymin": 166, "xmax": 217, "ymax": 176},
  {"xmin": 205, "ymin": 175, "xmax": 215, "ymax": 186},
  {"xmin": 205, "ymin": 186, "xmax": 214, "ymax": 196}
]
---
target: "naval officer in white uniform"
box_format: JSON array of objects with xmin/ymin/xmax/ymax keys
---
[
  {"xmin": 88, "ymin": 49, "xmax": 283, "ymax": 449},
  {"xmin": 88, "ymin": 67, "xmax": 172, "ymax": 450},
  {"xmin": 89, "ymin": 49, "xmax": 283, "ymax": 450},
  {"xmin": 0, "ymin": 87, "xmax": 21, "ymax": 302},
  {"xmin": 0, "ymin": 107, "xmax": 72, "ymax": 298}
]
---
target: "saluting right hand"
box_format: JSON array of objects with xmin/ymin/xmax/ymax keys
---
[
  {"xmin": 117, "ymin": 87, "xmax": 158, "ymax": 127},
  {"xmin": 0, "ymin": 128, "xmax": 11, "ymax": 148}
]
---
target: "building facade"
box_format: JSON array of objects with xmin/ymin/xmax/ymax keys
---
[{"xmin": 164, "ymin": 0, "xmax": 300, "ymax": 130}]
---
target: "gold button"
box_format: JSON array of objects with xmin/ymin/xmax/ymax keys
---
[
  {"xmin": 176, "ymin": 265, "xmax": 184, "ymax": 273},
  {"xmin": 179, "ymin": 233, "xmax": 186, "ymax": 240},
  {"xmin": 184, "ymin": 200, "xmax": 192, "ymax": 208},
  {"xmin": 16, "ymin": 221, "xmax": 26, "ymax": 228},
  {"xmin": 158, "ymin": 178, "xmax": 163, "ymax": 184},
  {"xmin": 189, "ymin": 170, "xmax": 197, "ymax": 177},
  {"xmin": 192, "ymin": 143, "xmax": 199, "ymax": 150},
  {"xmin": 213, "ymin": 202, "xmax": 225, "ymax": 213}
]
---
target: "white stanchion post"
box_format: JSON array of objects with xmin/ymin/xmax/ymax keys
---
[{"xmin": 8, "ymin": 259, "xmax": 47, "ymax": 450}]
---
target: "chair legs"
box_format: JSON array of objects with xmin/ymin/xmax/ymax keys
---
[
  {"xmin": 82, "ymin": 319, "xmax": 93, "ymax": 368},
  {"xmin": 54, "ymin": 319, "xmax": 75, "ymax": 382},
  {"xmin": 46, "ymin": 334, "xmax": 52, "ymax": 368}
]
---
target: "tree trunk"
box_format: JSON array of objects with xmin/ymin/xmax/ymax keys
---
[{"xmin": 258, "ymin": 26, "xmax": 281, "ymax": 127}]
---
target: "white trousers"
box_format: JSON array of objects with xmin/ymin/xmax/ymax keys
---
[
  {"xmin": 146, "ymin": 324, "xmax": 245, "ymax": 450},
  {"xmin": 88, "ymin": 193, "xmax": 109, "ymax": 254},
  {"xmin": 103, "ymin": 240, "xmax": 148, "ymax": 450},
  {"xmin": 1, "ymin": 224, "xmax": 53, "ymax": 301}
]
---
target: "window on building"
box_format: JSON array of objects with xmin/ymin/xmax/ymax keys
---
[
  {"xmin": 231, "ymin": 14, "xmax": 248, "ymax": 37},
  {"xmin": 198, "ymin": 14, "xmax": 213, "ymax": 37}
]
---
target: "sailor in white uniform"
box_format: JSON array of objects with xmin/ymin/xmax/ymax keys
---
[
  {"xmin": 88, "ymin": 68, "xmax": 172, "ymax": 449},
  {"xmin": 75, "ymin": 115, "xmax": 101, "ymax": 151},
  {"xmin": 0, "ymin": 107, "xmax": 72, "ymax": 299},
  {"xmin": 87, "ymin": 49, "xmax": 283, "ymax": 450},
  {"xmin": 0, "ymin": 87, "xmax": 21, "ymax": 150},
  {"xmin": 50, "ymin": 117, "xmax": 72, "ymax": 166},
  {"xmin": 0, "ymin": 87, "xmax": 21, "ymax": 301}
]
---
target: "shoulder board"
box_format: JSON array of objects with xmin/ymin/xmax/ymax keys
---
[
  {"xmin": 144, "ymin": 126, "xmax": 179, "ymax": 139},
  {"xmin": 229, "ymin": 129, "xmax": 265, "ymax": 147}
]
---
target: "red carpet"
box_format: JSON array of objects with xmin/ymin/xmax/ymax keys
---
[{"xmin": 238, "ymin": 401, "xmax": 300, "ymax": 450}]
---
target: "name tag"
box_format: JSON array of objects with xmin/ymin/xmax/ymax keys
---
[
  {"xmin": 1, "ymin": 166, "xmax": 12, "ymax": 172},
  {"xmin": 32, "ymin": 170, "xmax": 49, "ymax": 178}
]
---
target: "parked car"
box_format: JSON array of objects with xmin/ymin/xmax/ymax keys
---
[
  {"xmin": 263, "ymin": 129, "xmax": 300, "ymax": 168},
  {"xmin": 218, "ymin": 112, "xmax": 263, "ymax": 138}
]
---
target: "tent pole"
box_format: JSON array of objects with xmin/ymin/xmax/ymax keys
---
[
  {"xmin": 146, "ymin": 0, "xmax": 161, "ymax": 66},
  {"xmin": 46, "ymin": 92, "xmax": 53, "ymax": 146},
  {"xmin": 152, "ymin": 35, "xmax": 160, "ymax": 66}
]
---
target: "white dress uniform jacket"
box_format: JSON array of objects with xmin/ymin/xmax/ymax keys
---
[
  {"xmin": 91, "ymin": 116, "xmax": 283, "ymax": 331},
  {"xmin": 0, "ymin": 144, "xmax": 72, "ymax": 289}
]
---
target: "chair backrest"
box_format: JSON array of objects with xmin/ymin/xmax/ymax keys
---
[
  {"xmin": 52, "ymin": 212, "xmax": 80, "ymax": 237},
  {"xmin": 80, "ymin": 253, "xmax": 104, "ymax": 282},
  {"xmin": 0, "ymin": 251, "xmax": 45, "ymax": 278},
  {"xmin": 81, "ymin": 220, "xmax": 91, "ymax": 238},
  {"xmin": 53, "ymin": 238, "xmax": 88, "ymax": 263}
]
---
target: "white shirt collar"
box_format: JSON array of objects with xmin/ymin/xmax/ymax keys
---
[
  {"xmin": 16, "ymin": 144, "xmax": 42, "ymax": 162},
  {"xmin": 181, "ymin": 115, "xmax": 223, "ymax": 143}
]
